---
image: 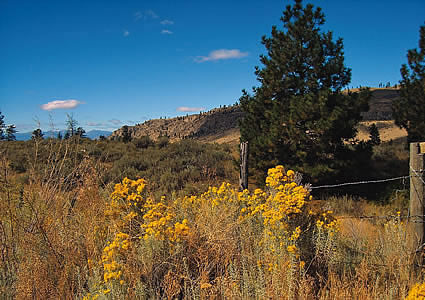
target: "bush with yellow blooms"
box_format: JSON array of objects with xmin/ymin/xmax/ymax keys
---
[{"xmin": 85, "ymin": 165, "xmax": 339, "ymax": 298}]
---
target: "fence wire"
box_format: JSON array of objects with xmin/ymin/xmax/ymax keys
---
[
  {"xmin": 308, "ymin": 170, "xmax": 424, "ymax": 221},
  {"xmin": 311, "ymin": 175, "xmax": 411, "ymax": 190}
]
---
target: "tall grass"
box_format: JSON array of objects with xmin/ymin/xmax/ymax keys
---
[{"xmin": 0, "ymin": 138, "xmax": 422, "ymax": 299}]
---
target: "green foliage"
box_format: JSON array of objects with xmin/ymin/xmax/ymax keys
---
[
  {"xmin": 393, "ymin": 25, "xmax": 425, "ymax": 143},
  {"xmin": 368, "ymin": 123, "xmax": 381, "ymax": 145},
  {"xmin": 0, "ymin": 138, "xmax": 236, "ymax": 199},
  {"xmin": 5, "ymin": 125, "xmax": 17, "ymax": 141},
  {"xmin": 0, "ymin": 111, "xmax": 17, "ymax": 141},
  {"xmin": 157, "ymin": 135, "xmax": 169, "ymax": 148},
  {"xmin": 133, "ymin": 136, "xmax": 154, "ymax": 149},
  {"xmin": 66, "ymin": 113, "xmax": 78, "ymax": 137},
  {"xmin": 121, "ymin": 125, "xmax": 131, "ymax": 143},
  {"xmin": 0, "ymin": 111, "xmax": 5, "ymax": 140},
  {"xmin": 75, "ymin": 127, "xmax": 86, "ymax": 138},
  {"xmin": 32, "ymin": 128, "xmax": 44, "ymax": 140},
  {"xmin": 239, "ymin": 0, "xmax": 370, "ymax": 184},
  {"xmin": 102, "ymin": 139, "xmax": 235, "ymax": 197}
]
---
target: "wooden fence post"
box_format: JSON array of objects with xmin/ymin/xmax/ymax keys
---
[
  {"xmin": 239, "ymin": 142, "xmax": 249, "ymax": 192},
  {"xmin": 409, "ymin": 142, "xmax": 425, "ymax": 263}
]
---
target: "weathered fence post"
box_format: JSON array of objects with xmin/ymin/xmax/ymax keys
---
[
  {"xmin": 409, "ymin": 142, "xmax": 425, "ymax": 264},
  {"xmin": 239, "ymin": 142, "xmax": 248, "ymax": 192}
]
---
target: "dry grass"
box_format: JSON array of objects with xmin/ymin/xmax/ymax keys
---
[
  {"xmin": 200, "ymin": 120, "xmax": 407, "ymax": 145},
  {"xmin": 0, "ymin": 140, "xmax": 422, "ymax": 299},
  {"xmin": 357, "ymin": 120, "xmax": 407, "ymax": 142}
]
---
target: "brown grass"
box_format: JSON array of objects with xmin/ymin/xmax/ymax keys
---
[{"xmin": 0, "ymin": 139, "xmax": 422, "ymax": 299}]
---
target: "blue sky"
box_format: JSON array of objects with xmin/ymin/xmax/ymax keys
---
[{"xmin": 1, "ymin": 0, "xmax": 424, "ymax": 132}]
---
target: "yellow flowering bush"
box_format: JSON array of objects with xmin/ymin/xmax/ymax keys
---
[
  {"xmin": 86, "ymin": 166, "xmax": 339, "ymax": 298},
  {"xmin": 91, "ymin": 177, "xmax": 193, "ymax": 297},
  {"xmin": 405, "ymin": 282, "xmax": 425, "ymax": 300}
]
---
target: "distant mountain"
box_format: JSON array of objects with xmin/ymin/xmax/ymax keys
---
[
  {"xmin": 86, "ymin": 130, "xmax": 112, "ymax": 139},
  {"xmin": 15, "ymin": 132, "xmax": 33, "ymax": 141},
  {"xmin": 14, "ymin": 130, "xmax": 112, "ymax": 141}
]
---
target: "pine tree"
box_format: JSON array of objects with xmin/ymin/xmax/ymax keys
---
[
  {"xmin": 75, "ymin": 127, "xmax": 86, "ymax": 138},
  {"xmin": 368, "ymin": 123, "xmax": 381, "ymax": 146},
  {"xmin": 66, "ymin": 113, "xmax": 78, "ymax": 137},
  {"xmin": 239, "ymin": 0, "xmax": 370, "ymax": 184},
  {"xmin": 393, "ymin": 25, "xmax": 425, "ymax": 143},
  {"xmin": 32, "ymin": 128, "xmax": 44, "ymax": 140},
  {"xmin": 0, "ymin": 111, "xmax": 5, "ymax": 140},
  {"xmin": 5, "ymin": 125, "xmax": 17, "ymax": 141},
  {"xmin": 121, "ymin": 125, "xmax": 131, "ymax": 143}
]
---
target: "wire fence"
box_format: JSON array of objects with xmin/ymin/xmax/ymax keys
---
[
  {"xmin": 307, "ymin": 167, "xmax": 424, "ymax": 221},
  {"xmin": 311, "ymin": 175, "xmax": 410, "ymax": 190}
]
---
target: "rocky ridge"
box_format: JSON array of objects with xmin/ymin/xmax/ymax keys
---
[
  {"xmin": 109, "ymin": 88, "xmax": 401, "ymax": 144},
  {"xmin": 109, "ymin": 105, "xmax": 244, "ymax": 142}
]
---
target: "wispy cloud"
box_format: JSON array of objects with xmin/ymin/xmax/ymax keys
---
[
  {"xmin": 176, "ymin": 106, "xmax": 206, "ymax": 112},
  {"xmin": 161, "ymin": 29, "xmax": 173, "ymax": 35},
  {"xmin": 195, "ymin": 49, "xmax": 248, "ymax": 63},
  {"xmin": 134, "ymin": 11, "xmax": 143, "ymax": 21},
  {"xmin": 108, "ymin": 119, "xmax": 122, "ymax": 125},
  {"xmin": 160, "ymin": 19, "xmax": 174, "ymax": 25},
  {"xmin": 134, "ymin": 10, "xmax": 158, "ymax": 21},
  {"xmin": 123, "ymin": 30, "xmax": 130, "ymax": 37},
  {"xmin": 86, "ymin": 122, "xmax": 105, "ymax": 127},
  {"xmin": 41, "ymin": 99, "xmax": 84, "ymax": 111}
]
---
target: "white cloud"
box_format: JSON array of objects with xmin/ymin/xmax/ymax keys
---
[
  {"xmin": 86, "ymin": 122, "xmax": 104, "ymax": 127},
  {"xmin": 108, "ymin": 119, "xmax": 122, "ymax": 125},
  {"xmin": 135, "ymin": 10, "xmax": 158, "ymax": 21},
  {"xmin": 176, "ymin": 106, "xmax": 206, "ymax": 112},
  {"xmin": 134, "ymin": 11, "xmax": 143, "ymax": 21},
  {"xmin": 161, "ymin": 29, "xmax": 173, "ymax": 35},
  {"xmin": 160, "ymin": 19, "xmax": 174, "ymax": 25},
  {"xmin": 41, "ymin": 99, "xmax": 84, "ymax": 111},
  {"xmin": 195, "ymin": 49, "xmax": 248, "ymax": 63},
  {"xmin": 145, "ymin": 9, "xmax": 158, "ymax": 19},
  {"xmin": 123, "ymin": 30, "xmax": 130, "ymax": 37}
]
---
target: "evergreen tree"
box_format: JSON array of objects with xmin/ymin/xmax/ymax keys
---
[
  {"xmin": 239, "ymin": 0, "xmax": 370, "ymax": 184},
  {"xmin": 122, "ymin": 125, "xmax": 131, "ymax": 143},
  {"xmin": 75, "ymin": 127, "xmax": 86, "ymax": 138},
  {"xmin": 32, "ymin": 128, "xmax": 44, "ymax": 140},
  {"xmin": 57, "ymin": 131, "xmax": 63, "ymax": 140},
  {"xmin": 5, "ymin": 125, "xmax": 17, "ymax": 141},
  {"xmin": 0, "ymin": 111, "xmax": 5, "ymax": 140},
  {"xmin": 66, "ymin": 113, "xmax": 78, "ymax": 137},
  {"xmin": 368, "ymin": 123, "xmax": 381, "ymax": 146},
  {"xmin": 393, "ymin": 25, "xmax": 425, "ymax": 143}
]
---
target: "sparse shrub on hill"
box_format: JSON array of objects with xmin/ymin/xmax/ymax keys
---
[
  {"xmin": 133, "ymin": 136, "xmax": 154, "ymax": 149},
  {"xmin": 157, "ymin": 135, "xmax": 169, "ymax": 148},
  {"xmin": 368, "ymin": 123, "xmax": 381, "ymax": 146}
]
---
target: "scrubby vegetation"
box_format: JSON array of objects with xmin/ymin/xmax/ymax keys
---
[{"xmin": 0, "ymin": 136, "xmax": 422, "ymax": 299}]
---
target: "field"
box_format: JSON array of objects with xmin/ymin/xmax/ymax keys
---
[{"xmin": 0, "ymin": 136, "xmax": 423, "ymax": 299}]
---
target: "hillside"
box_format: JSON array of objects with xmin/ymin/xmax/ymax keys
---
[
  {"xmin": 110, "ymin": 88, "xmax": 405, "ymax": 144},
  {"xmin": 109, "ymin": 105, "xmax": 243, "ymax": 143}
]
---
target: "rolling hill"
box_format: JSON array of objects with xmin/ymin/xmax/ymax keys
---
[{"xmin": 110, "ymin": 88, "xmax": 406, "ymax": 144}]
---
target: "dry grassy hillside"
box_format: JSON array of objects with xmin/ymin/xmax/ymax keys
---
[
  {"xmin": 109, "ymin": 105, "xmax": 243, "ymax": 143},
  {"xmin": 110, "ymin": 88, "xmax": 406, "ymax": 145}
]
